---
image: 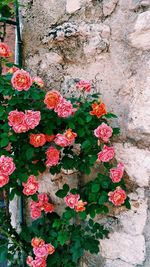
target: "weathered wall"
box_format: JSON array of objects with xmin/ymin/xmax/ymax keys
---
[{"xmin": 20, "ymin": 0, "xmax": 150, "ymax": 266}]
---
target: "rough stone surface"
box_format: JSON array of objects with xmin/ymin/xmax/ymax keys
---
[
  {"xmin": 128, "ymin": 11, "xmax": 150, "ymax": 50},
  {"xmin": 101, "ymin": 233, "xmax": 145, "ymax": 265},
  {"xmin": 20, "ymin": 0, "xmax": 150, "ymax": 266}
]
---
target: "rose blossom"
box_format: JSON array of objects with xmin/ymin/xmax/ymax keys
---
[
  {"xmin": 94, "ymin": 123, "xmax": 113, "ymax": 142},
  {"xmin": 0, "ymin": 42, "xmax": 12, "ymax": 57},
  {"xmin": 26, "ymin": 256, "xmax": 33, "ymax": 267},
  {"xmin": 22, "ymin": 175, "xmax": 39, "ymax": 196},
  {"xmin": 42, "ymin": 203, "xmax": 54, "ymax": 213},
  {"xmin": 0, "ymin": 174, "xmax": 9, "ymax": 187},
  {"xmin": 0, "ymin": 155, "xmax": 16, "ymax": 176},
  {"xmin": 38, "ymin": 193, "xmax": 49, "ymax": 203},
  {"xmin": 33, "ymin": 244, "xmax": 50, "ymax": 258},
  {"xmin": 30, "ymin": 134, "xmax": 46, "ymax": 148},
  {"xmin": 44, "ymin": 90, "xmax": 62, "ymax": 110},
  {"xmin": 110, "ymin": 162, "xmax": 124, "ymax": 183},
  {"xmin": 30, "ymin": 200, "xmax": 41, "ymax": 220},
  {"xmin": 98, "ymin": 145, "xmax": 115, "ymax": 162},
  {"xmin": 25, "ymin": 110, "xmax": 41, "ymax": 129},
  {"xmin": 74, "ymin": 200, "xmax": 87, "ymax": 212},
  {"xmin": 55, "ymin": 98, "xmax": 76, "ymax": 118},
  {"xmin": 90, "ymin": 102, "xmax": 107, "ymax": 118},
  {"xmin": 76, "ymin": 80, "xmax": 91, "ymax": 92},
  {"xmin": 45, "ymin": 146, "xmax": 60, "ymax": 167},
  {"xmin": 31, "ymin": 258, "xmax": 46, "ymax": 267},
  {"xmin": 8, "ymin": 110, "xmax": 29, "ymax": 133},
  {"xmin": 45, "ymin": 134, "xmax": 55, "ymax": 142},
  {"xmin": 108, "ymin": 187, "xmax": 127, "ymax": 206},
  {"xmin": 46, "ymin": 243, "xmax": 55, "ymax": 255},
  {"xmin": 64, "ymin": 129, "xmax": 77, "ymax": 144},
  {"xmin": 8, "ymin": 110, "xmax": 25, "ymax": 127},
  {"xmin": 11, "ymin": 69, "xmax": 33, "ymax": 91},
  {"xmin": 54, "ymin": 134, "xmax": 69, "ymax": 147},
  {"xmin": 31, "ymin": 238, "xmax": 45, "ymax": 248},
  {"xmin": 33, "ymin": 77, "xmax": 44, "ymax": 88},
  {"xmin": 64, "ymin": 193, "xmax": 80, "ymax": 209}
]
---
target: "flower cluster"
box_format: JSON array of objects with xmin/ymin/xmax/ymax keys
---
[
  {"xmin": 30, "ymin": 193, "xmax": 54, "ymax": 220},
  {"xmin": 54, "ymin": 129, "xmax": 77, "ymax": 147},
  {"xmin": 44, "ymin": 90, "xmax": 76, "ymax": 118},
  {"xmin": 8, "ymin": 110, "xmax": 41, "ymax": 133},
  {"xmin": 26, "ymin": 238, "xmax": 55, "ymax": 267},
  {"xmin": 0, "ymin": 156, "xmax": 16, "ymax": 187},
  {"xmin": 22, "ymin": 175, "xmax": 39, "ymax": 196},
  {"xmin": 64, "ymin": 193, "xmax": 87, "ymax": 212}
]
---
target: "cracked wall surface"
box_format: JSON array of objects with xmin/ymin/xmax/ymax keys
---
[{"xmin": 20, "ymin": 0, "xmax": 150, "ymax": 266}]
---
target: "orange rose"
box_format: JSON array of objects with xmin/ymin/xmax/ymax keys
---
[
  {"xmin": 44, "ymin": 90, "xmax": 62, "ymax": 110},
  {"xmin": 64, "ymin": 129, "xmax": 77, "ymax": 142},
  {"xmin": 30, "ymin": 134, "xmax": 46, "ymax": 147},
  {"xmin": 90, "ymin": 102, "xmax": 107, "ymax": 118},
  {"xmin": 74, "ymin": 200, "xmax": 87, "ymax": 212},
  {"xmin": 108, "ymin": 187, "xmax": 127, "ymax": 206},
  {"xmin": 31, "ymin": 237, "xmax": 45, "ymax": 248}
]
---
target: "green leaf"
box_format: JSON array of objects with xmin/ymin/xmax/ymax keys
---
[
  {"xmin": 104, "ymin": 113, "xmax": 118, "ymax": 119},
  {"xmin": 26, "ymin": 146, "xmax": 34, "ymax": 160},
  {"xmin": 57, "ymin": 230, "xmax": 69, "ymax": 246},
  {"xmin": 86, "ymin": 115, "xmax": 92, "ymax": 123},
  {"xmin": 98, "ymin": 193, "xmax": 108, "ymax": 205},
  {"xmin": 78, "ymin": 211, "xmax": 87, "ymax": 220},
  {"xmin": 55, "ymin": 184, "xmax": 69, "ymax": 198},
  {"xmin": 113, "ymin": 127, "xmax": 120, "ymax": 135},
  {"xmin": 0, "ymin": 137, "xmax": 9, "ymax": 147},
  {"xmin": 91, "ymin": 183, "xmax": 100, "ymax": 193}
]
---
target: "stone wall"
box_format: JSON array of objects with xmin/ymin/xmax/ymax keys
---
[{"xmin": 20, "ymin": 0, "xmax": 150, "ymax": 266}]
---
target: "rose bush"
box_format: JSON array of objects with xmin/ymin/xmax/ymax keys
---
[{"xmin": 0, "ymin": 42, "xmax": 130, "ymax": 267}]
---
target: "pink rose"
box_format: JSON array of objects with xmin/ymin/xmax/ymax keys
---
[
  {"xmin": 45, "ymin": 146, "xmax": 60, "ymax": 167},
  {"xmin": 30, "ymin": 200, "xmax": 41, "ymax": 220},
  {"xmin": 0, "ymin": 155, "xmax": 16, "ymax": 176},
  {"xmin": 108, "ymin": 187, "xmax": 127, "ymax": 206},
  {"xmin": 38, "ymin": 193, "xmax": 49, "ymax": 203},
  {"xmin": 25, "ymin": 110, "xmax": 41, "ymax": 130},
  {"xmin": 94, "ymin": 123, "xmax": 113, "ymax": 142},
  {"xmin": 12, "ymin": 123, "xmax": 29, "ymax": 133},
  {"xmin": 110, "ymin": 163, "xmax": 124, "ymax": 183},
  {"xmin": 11, "ymin": 69, "xmax": 33, "ymax": 91},
  {"xmin": 23, "ymin": 175, "xmax": 39, "ymax": 196},
  {"xmin": 33, "ymin": 244, "xmax": 49, "ymax": 258},
  {"xmin": 54, "ymin": 134, "xmax": 69, "ymax": 147},
  {"xmin": 64, "ymin": 193, "xmax": 80, "ymax": 209},
  {"xmin": 55, "ymin": 98, "xmax": 76, "ymax": 118},
  {"xmin": 76, "ymin": 80, "xmax": 91, "ymax": 92},
  {"xmin": 0, "ymin": 42, "xmax": 12, "ymax": 58},
  {"xmin": 33, "ymin": 77, "xmax": 44, "ymax": 88},
  {"xmin": 26, "ymin": 256, "xmax": 33, "ymax": 267},
  {"xmin": 8, "ymin": 110, "xmax": 25, "ymax": 127},
  {"xmin": 98, "ymin": 145, "xmax": 115, "ymax": 162},
  {"xmin": 31, "ymin": 258, "xmax": 46, "ymax": 267},
  {"xmin": 0, "ymin": 174, "xmax": 9, "ymax": 187}
]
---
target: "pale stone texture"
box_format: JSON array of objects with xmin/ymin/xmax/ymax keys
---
[
  {"xmin": 66, "ymin": 0, "xmax": 81, "ymax": 13},
  {"xmin": 114, "ymin": 143, "xmax": 150, "ymax": 187},
  {"xmin": 20, "ymin": 0, "xmax": 150, "ymax": 266},
  {"xmin": 128, "ymin": 11, "xmax": 150, "ymax": 50},
  {"xmin": 101, "ymin": 233, "xmax": 145, "ymax": 265}
]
